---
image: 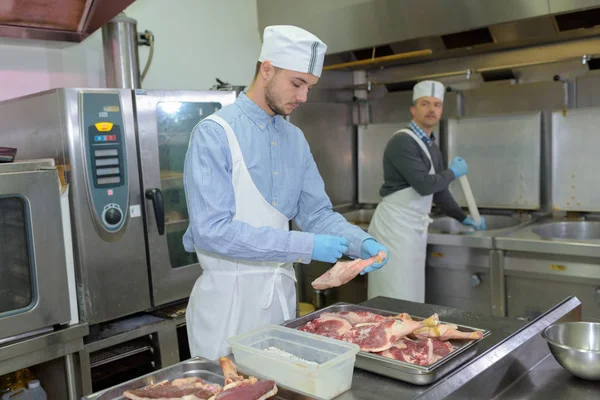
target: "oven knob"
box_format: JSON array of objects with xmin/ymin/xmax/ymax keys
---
[{"xmin": 104, "ymin": 207, "xmax": 122, "ymax": 226}]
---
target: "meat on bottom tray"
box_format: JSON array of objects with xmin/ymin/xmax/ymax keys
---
[
  {"xmin": 123, "ymin": 357, "xmax": 277, "ymax": 400},
  {"xmin": 299, "ymin": 310, "xmax": 483, "ymax": 366}
]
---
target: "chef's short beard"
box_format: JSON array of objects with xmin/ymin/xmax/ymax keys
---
[{"xmin": 265, "ymin": 77, "xmax": 288, "ymax": 116}]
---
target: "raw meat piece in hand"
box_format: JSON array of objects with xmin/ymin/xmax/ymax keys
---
[
  {"xmin": 298, "ymin": 314, "xmax": 352, "ymax": 339},
  {"xmin": 211, "ymin": 357, "xmax": 277, "ymax": 400},
  {"xmin": 343, "ymin": 314, "xmax": 439, "ymax": 352},
  {"xmin": 414, "ymin": 324, "xmax": 483, "ymax": 341},
  {"xmin": 311, "ymin": 251, "xmax": 387, "ymax": 290}
]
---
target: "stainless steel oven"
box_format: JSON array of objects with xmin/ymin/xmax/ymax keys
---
[
  {"xmin": 0, "ymin": 88, "xmax": 236, "ymax": 325},
  {"xmin": 133, "ymin": 90, "xmax": 236, "ymax": 306},
  {"xmin": 0, "ymin": 159, "xmax": 72, "ymax": 342}
]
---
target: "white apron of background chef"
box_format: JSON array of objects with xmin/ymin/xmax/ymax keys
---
[
  {"xmin": 367, "ymin": 128, "xmax": 435, "ymax": 303},
  {"xmin": 186, "ymin": 115, "xmax": 297, "ymax": 360}
]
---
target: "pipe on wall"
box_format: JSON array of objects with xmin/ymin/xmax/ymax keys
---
[{"xmin": 102, "ymin": 13, "xmax": 141, "ymax": 89}]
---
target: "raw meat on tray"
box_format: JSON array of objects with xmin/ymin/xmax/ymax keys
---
[
  {"xmin": 311, "ymin": 251, "xmax": 387, "ymax": 290},
  {"xmin": 297, "ymin": 310, "xmax": 483, "ymax": 367},
  {"xmin": 377, "ymin": 338, "xmax": 454, "ymax": 366},
  {"xmin": 395, "ymin": 313, "xmax": 484, "ymax": 341},
  {"xmin": 213, "ymin": 357, "xmax": 277, "ymax": 400},
  {"xmin": 333, "ymin": 310, "xmax": 388, "ymax": 325},
  {"xmin": 123, "ymin": 379, "xmax": 219, "ymax": 400},
  {"xmin": 342, "ymin": 314, "xmax": 438, "ymax": 352},
  {"xmin": 123, "ymin": 357, "xmax": 277, "ymax": 400},
  {"xmin": 298, "ymin": 313, "xmax": 353, "ymax": 339}
]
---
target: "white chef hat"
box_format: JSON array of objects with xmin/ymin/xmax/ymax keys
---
[
  {"xmin": 413, "ymin": 80, "xmax": 445, "ymax": 102},
  {"xmin": 258, "ymin": 25, "xmax": 327, "ymax": 78}
]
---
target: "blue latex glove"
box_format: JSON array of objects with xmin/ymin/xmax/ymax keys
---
[
  {"xmin": 359, "ymin": 239, "xmax": 389, "ymax": 275},
  {"xmin": 462, "ymin": 215, "xmax": 487, "ymax": 230},
  {"xmin": 312, "ymin": 234, "xmax": 349, "ymax": 263},
  {"xmin": 449, "ymin": 156, "xmax": 468, "ymax": 178}
]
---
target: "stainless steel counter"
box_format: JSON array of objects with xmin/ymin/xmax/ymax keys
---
[
  {"xmin": 85, "ymin": 296, "xmax": 595, "ymax": 400},
  {"xmin": 334, "ymin": 296, "xmax": 589, "ymax": 400},
  {"xmin": 335, "ymin": 297, "xmax": 526, "ymax": 399},
  {"xmin": 495, "ymin": 216, "xmax": 600, "ymax": 257},
  {"xmin": 427, "ymin": 211, "xmax": 541, "ymax": 248},
  {"xmin": 495, "ymin": 353, "xmax": 600, "ymax": 400}
]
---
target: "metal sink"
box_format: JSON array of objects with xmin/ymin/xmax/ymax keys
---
[
  {"xmin": 429, "ymin": 215, "xmax": 525, "ymax": 235},
  {"xmin": 532, "ymin": 221, "xmax": 600, "ymax": 240}
]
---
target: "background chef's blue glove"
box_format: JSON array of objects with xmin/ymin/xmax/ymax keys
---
[
  {"xmin": 462, "ymin": 215, "xmax": 486, "ymax": 230},
  {"xmin": 359, "ymin": 239, "xmax": 389, "ymax": 275},
  {"xmin": 449, "ymin": 156, "xmax": 468, "ymax": 178},
  {"xmin": 312, "ymin": 234, "xmax": 349, "ymax": 263}
]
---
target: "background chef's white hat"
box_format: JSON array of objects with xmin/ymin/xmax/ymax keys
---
[
  {"xmin": 413, "ymin": 80, "xmax": 445, "ymax": 102},
  {"xmin": 258, "ymin": 25, "xmax": 327, "ymax": 78}
]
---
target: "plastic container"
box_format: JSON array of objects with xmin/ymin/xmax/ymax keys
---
[
  {"xmin": 228, "ymin": 324, "xmax": 360, "ymax": 400},
  {"xmin": 1, "ymin": 380, "xmax": 46, "ymax": 400},
  {"xmin": 27, "ymin": 381, "xmax": 46, "ymax": 400},
  {"xmin": 2, "ymin": 388, "xmax": 27, "ymax": 400}
]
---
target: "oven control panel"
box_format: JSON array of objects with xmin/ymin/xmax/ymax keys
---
[{"xmin": 81, "ymin": 92, "xmax": 129, "ymax": 233}]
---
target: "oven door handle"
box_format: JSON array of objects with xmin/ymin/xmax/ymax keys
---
[{"xmin": 145, "ymin": 188, "xmax": 165, "ymax": 235}]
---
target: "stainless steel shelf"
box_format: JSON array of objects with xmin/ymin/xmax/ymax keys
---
[{"xmin": 89, "ymin": 338, "xmax": 152, "ymax": 368}]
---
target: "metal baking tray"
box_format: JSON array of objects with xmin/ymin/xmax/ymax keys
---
[
  {"xmin": 282, "ymin": 302, "xmax": 490, "ymax": 385},
  {"xmin": 81, "ymin": 357, "xmax": 311, "ymax": 400}
]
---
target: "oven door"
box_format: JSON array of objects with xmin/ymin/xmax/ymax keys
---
[
  {"xmin": 134, "ymin": 90, "xmax": 237, "ymax": 307},
  {"xmin": 0, "ymin": 165, "xmax": 70, "ymax": 342}
]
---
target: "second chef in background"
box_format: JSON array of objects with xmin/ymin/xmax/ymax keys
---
[{"xmin": 367, "ymin": 80, "xmax": 486, "ymax": 303}]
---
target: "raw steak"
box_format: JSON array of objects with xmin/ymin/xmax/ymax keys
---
[
  {"xmin": 342, "ymin": 314, "xmax": 439, "ymax": 352},
  {"xmin": 212, "ymin": 357, "xmax": 277, "ymax": 400},
  {"xmin": 378, "ymin": 338, "xmax": 442, "ymax": 366},
  {"xmin": 123, "ymin": 381, "xmax": 216, "ymax": 400},
  {"xmin": 414, "ymin": 324, "xmax": 483, "ymax": 341},
  {"xmin": 431, "ymin": 340, "xmax": 454, "ymax": 358},
  {"xmin": 212, "ymin": 380, "xmax": 277, "ymax": 400},
  {"xmin": 330, "ymin": 310, "xmax": 387, "ymax": 325},
  {"xmin": 298, "ymin": 314, "xmax": 352, "ymax": 339},
  {"xmin": 311, "ymin": 251, "xmax": 387, "ymax": 290}
]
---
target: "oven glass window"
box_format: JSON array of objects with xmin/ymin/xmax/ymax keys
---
[
  {"xmin": 156, "ymin": 101, "xmax": 223, "ymax": 268},
  {"xmin": 0, "ymin": 197, "xmax": 34, "ymax": 315}
]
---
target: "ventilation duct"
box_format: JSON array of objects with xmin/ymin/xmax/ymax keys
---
[{"xmin": 0, "ymin": 0, "xmax": 136, "ymax": 43}]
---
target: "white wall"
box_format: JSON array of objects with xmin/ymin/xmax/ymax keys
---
[
  {"xmin": 125, "ymin": 0, "xmax": 261, "ymax": 90},
  {"xmin": 0, "ymin": 0, "xmax": 260, "ymax": 102}
]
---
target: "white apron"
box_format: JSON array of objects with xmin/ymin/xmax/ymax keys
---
[
  {"xmin": 186, "ymin": 115, "xmax": 296, "ymax": 360},
  {"xmin": 367, "ymin": 128, "xmax": 435, "ymax": 303}
]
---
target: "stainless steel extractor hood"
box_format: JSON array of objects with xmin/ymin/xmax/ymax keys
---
[
  {"xmin": 257, "ymin": 0, "xmax": 600, "ymax": 70},
  {"xmin": 0, "ymin": 0, "xmax": 136, "ymax": 42}
]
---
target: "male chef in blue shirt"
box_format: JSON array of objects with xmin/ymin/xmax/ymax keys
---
[{"xmin": 183, "ymin": 25, "xmax": 389, "ymax": 360}]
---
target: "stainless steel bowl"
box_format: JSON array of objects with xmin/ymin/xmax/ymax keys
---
[{"xmin": 542, "ymin": 322, "xmax": 600, "ymax": 380}]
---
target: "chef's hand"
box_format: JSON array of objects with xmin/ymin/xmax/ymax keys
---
[
  {"xmin": 312, "ymin": 234, "xmax": 349, "ymax": 263},
  {"xmin": 449, "ymin": 156, "xmax": 468, "ymax": 178},
  {"xmin": 462, "ymin": 216, "xmax": 486, "ymax": 230},
  {"xmin": 359, "ymin": 239, "xmax": 389, "ymax": 275}
]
